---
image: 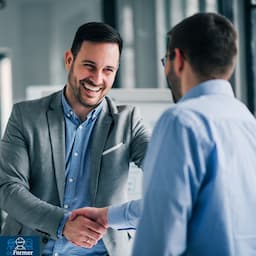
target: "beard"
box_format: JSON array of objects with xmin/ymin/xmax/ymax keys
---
[
  {"xmin": 166, "ymin": 66, "xmax": 181, "ymax": 103},
  {"xmin": 67, "ymin": 64, "xmax": 103, "ymax": 109}
]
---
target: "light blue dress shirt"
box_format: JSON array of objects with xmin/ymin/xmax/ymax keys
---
[
  {"xmin": 132, "ymin": 80, "xmax": 256, "ymax": 255},
  {"xmin": 43, "ymin": 91, "xmax": 107, "ymax": 256},
  {"xmin": 108, "ymin": 199, "xmax": 142, "ymax": 230}
]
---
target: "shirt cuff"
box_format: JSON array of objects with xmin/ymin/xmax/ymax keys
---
[
  {"xmin": 57, "ymin": 211, "xmax": 71, "ymax": 238},
  {"xmin": 108, "ymin": 199, "xmax": 142, "ymax": 230}
]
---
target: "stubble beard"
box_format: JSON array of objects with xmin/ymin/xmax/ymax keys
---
[
  {"xmin": 167, "ymin": 68, "xmax": 181, "ymax": 103},
  {"xmin": 68, "ymin": 69, "xmax": 101, "ymax": 109}
]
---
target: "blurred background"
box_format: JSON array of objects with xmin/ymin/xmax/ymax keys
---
[
  {"xmin": 0, "ymin": 0, "xmax": 256, "ymax": 232},
  {"xmin": 0, "ymin": 0, "xmax": 256, "ymax": 134}
]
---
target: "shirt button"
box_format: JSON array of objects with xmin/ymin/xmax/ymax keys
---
[
  {"xmin": 54, "ymin": 253, "xmax": 59, "ymax": 256},
  {"xmin": 69, "ymin": 178, "xmax": 74, "ymax": 183},
  {"xmin": 74, "ymin": 152, "xmax": 78, "ymax": 156},
  {"xmin": 42, "ymin": 237, "xmax": 48, "ymax": 244},
  {"xmin": 64, "ymin": 204, "xmax": 69, "ymax": 209},
  {"xmin": 79, "ymin": 125, "xmax": 83, "ymax": 129}
]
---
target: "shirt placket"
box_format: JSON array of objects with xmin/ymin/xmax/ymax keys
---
[{"xmin": 63, "ymin": 124, "xmax": 84, "ymax": 211}]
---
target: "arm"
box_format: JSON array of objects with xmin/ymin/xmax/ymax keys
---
[
  {"xmin": 69, "ymin": 107, "xmax": 149, "ymax": 232},
  {"xmin": 0, "ymin": 105, "xmax": 64, "ymax": 239},
  {"xmin": 101, "ymin": 107, "xmax": 149, "ymax": 229},
  {"xmin": 132, "ymin": 110, "xmax": 210, "ymax": 255},
  {"xmin": 70, "ymin": 199, "xmax": 142, "ymax": 231},
  {"xmin": 86, "ymin": 107, "xmax": 149, "ymax": 230},
  {"xmin": 108, "ymin": 199, "xmax": 142, "ymax": 229},
  {"xmin": 0, "ymin": 104, "xmax": 108, "ymax": 245},
  {"xmin": 99, "ymin": 107, "xmax": 148, "ymax": 230}
]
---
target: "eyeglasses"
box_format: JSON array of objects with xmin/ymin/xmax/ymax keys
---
[
  {"xmin": 160, "ymin": 51, "xmax": 176, "ymax": 67},
  {"xmin": 161, "ymin": 54, "xmax": 168, "ymax": 67}
]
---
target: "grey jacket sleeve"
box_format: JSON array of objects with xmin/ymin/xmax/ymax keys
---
[{"xmin": 0, "ymin": 104, "xmax": 64, "ymax": 239}]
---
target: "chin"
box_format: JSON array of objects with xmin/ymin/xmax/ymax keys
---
[{"xmin": 82, "ymin": 99, "xmax": 101, "ymax": 108}]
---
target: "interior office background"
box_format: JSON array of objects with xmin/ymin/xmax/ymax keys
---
[
  {"xmin": 0, "ymin": 0, "xmax": 256, "ymax": 230},
  {"xmin": 0, "ymin": 0, "xmax": 256, "ymax": 133}
]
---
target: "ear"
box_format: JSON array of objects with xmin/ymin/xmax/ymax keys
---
[
  {"xmin": 64, "ymin": 50, "xmax": 74, "ymax": 71},
  {"xmin": 173, "ymin": 48, "xmax": 185, "ymax": 75}
]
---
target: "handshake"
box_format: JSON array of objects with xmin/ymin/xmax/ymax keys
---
[{"xmin": 63, "ymin": 207, "xmax": 108, "ymax": 248}]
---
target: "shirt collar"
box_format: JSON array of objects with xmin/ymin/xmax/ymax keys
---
[
  {"xmin": 61, "ymin": 88, "xmax": 103, "ymax": 124},
  {"xmin": 179, "ymin": 79, "xmax": 234, "ymax": 103}
]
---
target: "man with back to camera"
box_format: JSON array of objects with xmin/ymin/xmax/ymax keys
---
[
  {"xmin": 0, "ymin": 22, "xmax": 150, "ymax": 255},
  {"xmin": 131, "ymin": 12, "xmax": 256, "ymax": 255}
]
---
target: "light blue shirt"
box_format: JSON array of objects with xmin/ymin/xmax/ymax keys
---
[
  {"xmin": 43, "ymin": 91, "xmax": 107, "ymax": 256},
  {"xmin": 133, "ymin": 80, "xmax": 256, "ymax": 255},
  {"xmin": 108, "ymin": 199, "xmax": 142, "ymax": 229}
]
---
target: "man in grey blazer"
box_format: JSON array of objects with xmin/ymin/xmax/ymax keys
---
[{"xmin": 0, "ymin": 22, "xmax": 149, "ymax": 256}]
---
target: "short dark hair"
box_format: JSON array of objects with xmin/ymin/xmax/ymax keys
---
[
  {"xmin": 71, "ymin": 22, "xmax": 123, "ymax": 59},
  {"xmin": 167, "ymin": 12, "xmax": 237, "ymax": 78}
]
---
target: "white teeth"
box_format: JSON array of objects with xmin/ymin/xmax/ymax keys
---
[{"xmin": 82, "ymin": 83, "xmax": 101, "ymax": 92}]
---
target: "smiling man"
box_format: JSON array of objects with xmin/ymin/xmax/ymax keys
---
[
  {"xmin": 64, "ymin": 40, "xmax": 119, "ymax": 121},
  {"xmin": 0, "ymin": 22, "xmax": 149, "ymax": 256}
]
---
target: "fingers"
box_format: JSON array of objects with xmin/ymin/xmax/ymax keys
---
[
  {"xmin": 72, "ymin": 235, "xmax": 98, "ymax": 248},
  {"xmin": 82, "ymin": 216, "xmax": 105, "ymax": 234},
  {"xmin": 63, "ymin": 215, "xmax": 107, "ymax": 249},
  {"xmin": 72, "ymin": 238, "xmax": 95, "ymax": 248},
  {"xmin": 70, "ymin": 207, "xmax": 108, "ymax": 228},
  {"xmin": 73, "ymin": 237, "xmax": 97, "ymax": 248},
  {"xmin": 70, "ymin": 208, "xmax": 85, "ymax": 221}
]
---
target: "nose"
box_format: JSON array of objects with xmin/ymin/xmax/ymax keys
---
[{"xmin": 91, "ymin": 70, "xmax": 104, "ymax": 86}]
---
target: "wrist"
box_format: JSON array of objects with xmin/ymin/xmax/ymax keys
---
[
  {"xmin": 57, "ymin": 211, "xmax": 71, "ymax": 238},
  {"xmin": 100, "ymin": 207, "xmax": 108, "ymax": 228}
]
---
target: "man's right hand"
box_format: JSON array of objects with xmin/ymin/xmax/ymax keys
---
[
  {"xmin": 70, "ymin": 207, "xmax": 108, "ymax": 229},
  {"xmin": 63, "ymin": 215, "xmax": 107, "ymax": 248}
]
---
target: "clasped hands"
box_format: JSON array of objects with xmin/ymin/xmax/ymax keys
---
[{"xmin": 63, "ymin": 207, "xmax": 108, "ymax": 248}]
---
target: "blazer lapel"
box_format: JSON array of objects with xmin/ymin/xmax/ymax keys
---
[
  {"xmin": 47, "ymin": 92, "xmax": 65, "ymax": 206},
  {"xmin": 89, "ymin": 99, "xmax": 113, "ymax": 205}
]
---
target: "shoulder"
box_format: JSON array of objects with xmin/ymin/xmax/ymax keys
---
[
  {"xmin": 154, "ymin": 101, "xmax": 212, "ymax": 144},
  {"xmin": 105, "ymin": 96, "xmax": 140, "ymax": 118},
  {"xmin": 104, "ymin": 96, "xmax": 148, "ymax": 135},
  {"xmin": 158, "ymin": 103, "xmax": 204, "ymax": 128},
  {"xmin": 13, "ymin": 90, "xmax": 62, "ymax": 113}
]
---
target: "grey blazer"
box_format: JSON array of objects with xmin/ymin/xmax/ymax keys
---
[{"xmin": 0, "ymin": 90, "xmax": 150, "ymax": 255}]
